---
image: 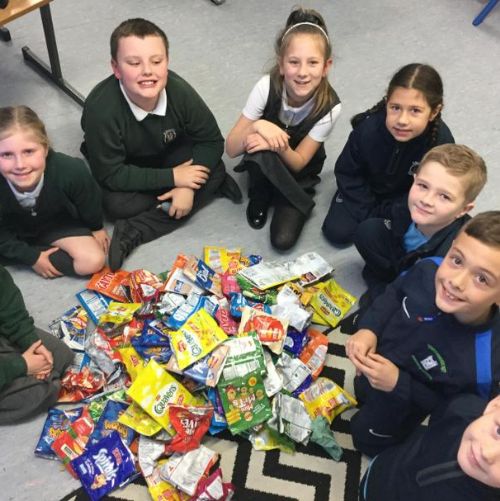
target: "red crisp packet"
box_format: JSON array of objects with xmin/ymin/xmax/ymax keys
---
[
  {"xmin": 192, "ymin": 468, "xmax": 235, "ymax": 500},
  {"xmin": 215, "ymin": 308, "xmax": 238, "ymax": 336},
  {"xmin": 51, "ymin": 407, "xmax": 94, "ymax": 477},
  {"xmin": 129, "ymin": 269, "xmax": 164, "ymax": 303},
  {"xmin": 58, "ymin": 366, "xmax": 106, "ymax": 403},
  {"xmin": 87, "ymin": 267, "xmax": 130, "ymax": 302},
  {"xmin": 221, "ymin": 272, "xmax": 240, "ymax": 298},
  {"xmin": 165, "ymin": 405, "xmax": 213, "ymax": 454}
]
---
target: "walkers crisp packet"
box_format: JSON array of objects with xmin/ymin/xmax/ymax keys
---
[
  {"xmin": 127, "ymin": 359, "xmax": 195, "ymax": 434},
  {"xmin": 87, "ymin": 267, "xmax": 129, "ymax": 302},
  {"xmin": 169, "ymin": 309, "xmax": 228, "ymax": 370}
]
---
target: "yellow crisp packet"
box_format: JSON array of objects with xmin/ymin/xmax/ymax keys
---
[
  {"xmin": 310, "ymin": 279, "xmax": 356, "ymax": 328},
  {"xmin": 311, "ymin": 311, "xmax": 329, "ymax": 326},
  {"xmin": 98, "ymin": 301, "xmax": 141, "ymax": 325},
  {"xmin": 170, "ymin": 309, "xmax": 228, "ymax": 370},
  {"xmin": 127, "ymin": 359, "xmax": 195, "ymax": 433},
  {"xmin": 118, "ymin": 401, "xmax": 162, "ymax": 436},
  {"xmin": 145, "ymin": 459, "xmax": 190, "ymax": 501},
  {"xmin": 299, "ymin": 377, "xmax": 357, "ymax": 423},
  {"xmin": 203, "ymin": 246, "xmax": 226, "ymax": 274},
  {"xmin": 118, "ymin": 346, "xmax": 145, "ymax": 382}
]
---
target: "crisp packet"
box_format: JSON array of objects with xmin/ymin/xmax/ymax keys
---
[
  {"xmin": 76, "ymin": 290, "xmax": 112, "ymax": 325},
  {"xmin": 167, "ymin": 344, "xmax": 229, "ymax": 387},
  {"xmin": 169, "ymin": 309, "xmax": 228, "ymax": 370},
  {"xmin": 118, "ymin": 401, "xmax": 162, "ymax": 436},
  {"xmin": 89, "ymin": 400, "xmax": 134, "ymax": 446},
  {"xmin": 310, "ymin": 417, "xmax": 343, "ymax": 461},
  {"xmin": 263, "ymin": 351, "xmax": 283, "ymax": 397},
  {"xmin": 165, "ymin": 255, "xmax": 205, "ymax": 296},
  {"xmin": 138, "ymin": 435, "xmax": 168, "ymax": 478},
  {"xmin": 276, "ymin": 351, "xmax": 312, "ymax": 394},
  {"xmin": 221, "ymin": 334, "xmax": 266, "ymax": 380},
  {"xmin": 183, "ymin": 256, "xmax": 223, "ymax": 298},
  {"xmin": 299, "ymin": 377, "xmax": 357, "ymax": 423},
  {"xmin": 145, "ymin": 459, "xmax": 190, "ymax": 501},
  {"xmin": 131, "ymin": 319, "xmax": 172, "ymax": 365},
  {"xmin": 270, "ymin": 392, "xmax": 312, "ymax": 445},
  {"xmin": 71, "ymin": 431, "xmax": 136, "ymax": 501},
  {"xmin": 235, "ymin": 276, "xmax": 277, "ymax": 304},
  {"xmin": 206, "ymin": 387, "xmax": 227, "ymax": 435},
  {"xmin": 299, "ymin": 328, "xmax": 329, "ymax": 379},
  {"xmin": 229, "ymin": 293, "xmax": 271, "ymax": 319},
  {"xmin": 221, "ymin": 272, "xmax": 241, "ymax": 298},
  {"xmin": 165, "ymin": 405, "xmax": 213, "ymax": 453},
  {"xmin": 203, "ymin": 246, "xmax": 227, "ymax": 274},
  {"xmin": 49, "ymin": 305, "xmax": 88, "ymax": 351},
  {"xmin": 159, "ymin": 445, "xmax": 218, "ymax": 496},
  {"xmin": 129, "ymin": 269, "xmax": 164, "ymax": 302},
  {"xmin": 85, "ymin": 330, "xmax": 121, "ymax": 377},
  {"xmin": 215, "ymin": 307, "xmax": 239, "ymax": 336},
  {"xmin": 167, "ymin": 292, "xmax": 205, "ymax": 330},
  {"xmin": 310, "ymin": 279, "xmax": 356, "ymax": 328},
  {"xmin": 117, "ymin": 346, "xmax": 144, "ymax": 382},
  {"xmin": 58, "ymin": 366, "xmax": 106, "ymax": 403},
  {"xmin": 98, "ymin": 302, "xmax": 141, "ymax": 336},
  {"xmin": 248, "ymin": 425, "xmax": 295, "ymax": 454},
  {"xmin": 87, "ymin": 267, "xmax": 129, "ymax": 302},
  {"xmin": 127, "ymin": 359, "xmax": 195, "ymax": 433},
  {"xmin": 157, "ymin": 292, "xmax": 186, "ymax": 317},
  {"xmin": 192, "ymin": 468, "xmax": 235, "ymax": 500},
  {"xmin": 283, "ymin": 327, "xmax": 309, "ymax": 357},
  {"xmin": 238, "ymin": 307, "xmax": 288, "ymax": 356},
  {"xmin": 35, "ymin": 407, "xmax": 84, "ymax": 459},
  {"xmin": 218, "ymin": 373, "xmax": 272, "ymax": 435}
]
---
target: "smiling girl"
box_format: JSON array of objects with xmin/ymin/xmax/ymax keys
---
[
  {"xmin": 226, "ymin": 7, "xmax": 341, "ymax": 250},
  {"xmin": 322, "ymin": 63, "xmax": 454, "ymax": 246},
  {"xmin": 0, "ymin": 106, "xmax": 108, "ymax": 278}
]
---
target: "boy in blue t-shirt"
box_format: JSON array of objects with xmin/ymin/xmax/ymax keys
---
[{"xmin": 346, "ymin": 211, "xmax": 500, "ymax": 457}]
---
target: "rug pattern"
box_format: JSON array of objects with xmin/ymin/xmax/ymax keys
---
[{"xmin": 60, "ymin": 327, "xmax": 366, "ymax": 501}]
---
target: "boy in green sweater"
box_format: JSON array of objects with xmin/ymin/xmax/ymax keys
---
[
  {"xmin": 0, "ymin": 265, "xmax": 73, "ymax": 424},
  {"xmin": 81, "ymin": 18, "xmax": 241, "ymax": 270}
]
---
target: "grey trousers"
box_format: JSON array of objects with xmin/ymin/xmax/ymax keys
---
[{"xmin": 0, "ymin": 329, "xmax": 74, "ymax": 425}]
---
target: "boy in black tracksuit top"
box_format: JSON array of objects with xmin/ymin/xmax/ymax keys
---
[
  {"xmin": 341, "ymin": 144, "xmax": 487, "ymax": 333},
  {"xmin": 359, "ymin": 394, "xmax": 500, "ymax": 500},
  {"xmin": 346, "ymin": 211, "xmax": 500, "ymax": 458},
  {"xmin": 81, "ymin": 19, "xmax": 241, "ymax": 270}
]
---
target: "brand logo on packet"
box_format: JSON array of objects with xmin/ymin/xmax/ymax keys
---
[
  {"xmin": 184, "ymin": 330, "xmax": 202, "ymax": 357},
  {"xmin": 153, "ymin": 383, "xmax": 178, "ymax": 416},
  {"xmin": 93, "ymin": 448, "xmax": 119, "ymax": 481},
  {"xmin": 318, "ymin": 293, "xmax": 341, "ymax": 317}
]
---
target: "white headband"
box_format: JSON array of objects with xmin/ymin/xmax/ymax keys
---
[{"xmin": 282, "ymin": 22, "xmax": 330, "ymax": 45}]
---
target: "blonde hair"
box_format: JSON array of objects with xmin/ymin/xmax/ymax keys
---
[
  {"xmin": 0, "ymin": 106, "xmax": 50, "ymax": 149},
  {"xmin": 270, "ymin": 7, "xmax": 335, "ymax": 121},
  {"xmin": 417, "ymin": 144, "xmax": 487, "ymax": 203}
]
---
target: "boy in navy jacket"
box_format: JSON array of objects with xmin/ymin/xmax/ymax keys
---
[
  {"xmin": 360, "ymin": 394, "xmax": 500, "ymax": 500},
  {"xmin": 346, "ymin": 211, "xmax": 500, "ymax": 457}
]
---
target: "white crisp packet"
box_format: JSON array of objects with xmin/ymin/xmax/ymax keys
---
[{"xmin": 276, "ymin": 351, "xmax": 312, "ymax": 393}]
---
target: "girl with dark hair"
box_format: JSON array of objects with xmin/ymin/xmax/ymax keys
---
[
  {"xmin": 322, "ymin": 63, "xmax": 454, "ymax": 246},
  {"xmin": 226, "ymin": 7, "xmax": 341, "ymax": 250}
]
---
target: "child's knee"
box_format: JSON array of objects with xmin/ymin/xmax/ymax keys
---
[{"xmin": 73, "ymin": 249, "xmax": 105, "ymax": 276}]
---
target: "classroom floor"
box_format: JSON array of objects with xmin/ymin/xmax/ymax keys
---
[{"xmin": 0, "ymin": 1, "xmax": 499, "ymax": 500}]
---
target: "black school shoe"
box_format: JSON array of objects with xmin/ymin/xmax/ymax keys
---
[
  {"xmin": 108, "ymin": 219, "xmax": 142, "ymax": 271},
  {"xmin": 246, "ymin": 199, "xmax": 270, "ymax": 229},
  {"xmin": 218, "ymin": 173, "xmax": 243, "ymax": 203}
]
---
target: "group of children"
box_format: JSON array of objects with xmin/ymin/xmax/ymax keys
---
[{"xmin": 0, "ymin": 7, "xmax": 499, "ymax": 499}]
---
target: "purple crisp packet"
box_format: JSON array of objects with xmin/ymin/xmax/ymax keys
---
[{"xmin": 71, "ymin": 431, "xmax": 136, "ymax": 501}]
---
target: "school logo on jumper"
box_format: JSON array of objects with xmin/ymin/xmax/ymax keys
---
[
  {"xmin": 163, "ymin": 128, "xmax": 177, "ymax": 143},
  {"xmin": 420, "ymin": 355, "xmax": 438, "ymax": 370},
  {"xmin": 412, "ymin": 343, "xmax": 447, "ymax": 380}
]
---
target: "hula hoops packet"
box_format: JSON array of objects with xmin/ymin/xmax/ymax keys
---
[{"xmin": 71, "ymin": 431, "xmax": 136, "ymax": 501}]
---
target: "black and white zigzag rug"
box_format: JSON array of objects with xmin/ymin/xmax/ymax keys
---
[{"xmin": 60, "ymin": 327, "xmax": 367, "ymax": 501}]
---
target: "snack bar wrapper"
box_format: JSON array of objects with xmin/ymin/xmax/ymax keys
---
[
  {"xmin": 127, "ymin": 359, "xmax": 195, "ymax": 434},
  {"xmin": 183, "ymin": 256, "xmax": 223, "ymax": 298},
  {"xmin": 299, "ymin": 377, "xmax": 357, "ymax": 423},
  {"xmin": 218, "ymin": 372, "xmax": 272, "ymax": 435},
  {"xmin": 35, "ymin": 407, "xmax": 84, "ymax": 460},
  {"xmin": 87, "ymin": 267, "xmax": 129, "ymax": 302},
  {"xmin": 222, "ymin": 334, "xmax": 266, "ymax": 380},
  {"xmin": 310, "ymin": 279, "xmax": 356, "ymax": 328},
  {"xmin": 169, "ymin": 309, "xmax": 228, "ymax": 370},
  {"xmin": 76, "ymin": 290, "xmax": 112, "ymax": 325},
  {"xmin": 159, "ymin": 445, "xmax": 218, "ymax": 496},
  {"xmin": 71, "ymin": 431, "xmax": 136, "ymax": 501}
]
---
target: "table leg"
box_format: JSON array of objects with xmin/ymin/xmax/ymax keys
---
[{"xmin": 0, "ymin": 25, "xmax": 11, "ymax": 42}]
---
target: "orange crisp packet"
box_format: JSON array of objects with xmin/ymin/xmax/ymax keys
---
[{"xmin": 87, "ymin": 267, "xmax": 129, "ymax": 302}]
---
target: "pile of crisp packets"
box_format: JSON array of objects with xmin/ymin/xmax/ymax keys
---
[{"xmin": 35, "ymin": 248, "xmax": 358, "ymax": 501}]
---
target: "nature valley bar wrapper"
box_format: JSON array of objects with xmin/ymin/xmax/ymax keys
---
[
  {"xmin": 169, "ymin": 309, "xmax": 228, "ymax": 370},
  {"xmin": 127, "ymin": 359, "xmax": 195, "ymax": 434},
  {"xmin": 310, "ymin": 279, "xmax": 356, "ymax": 328}
]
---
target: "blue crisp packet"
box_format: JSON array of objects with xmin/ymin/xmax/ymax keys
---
[
  {"xmin": 206, "ymin": 387, "xmax": 227, "ymax": 435},
  {"xmin": 166, "ymin": 292, "xmax": 205, "ymax": 329},
  {"xmin": 229, "ymin": 293, "xmax": 271, "ymax": 319},
  {"xmin": 88, "ymin": 400, "xmax": 135, "ymax": 446},
  {"xmin": 71, "ymin": 431, "xmax": 136, "ymax": 501},
  {"xmin": 131, "ymin": 319, "xmax": 172, "ymax": 364},
  {"xmin": 76, "ymin": 290, "xmax": 112, "ymax": 325},
  {"xmin": 284, "ymin": 328, "xmax": 309, "ymax": 357},
  {"xmin": 34, "ymin": 407, "xmax": 84, "ymax": 459}
]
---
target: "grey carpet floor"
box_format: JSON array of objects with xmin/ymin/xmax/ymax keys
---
[{"xmin": 1, "ymin": 0, "xmax": 500, "ymax": 500}]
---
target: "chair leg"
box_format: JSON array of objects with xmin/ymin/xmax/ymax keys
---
[
  {"xmin": 473, "ymin": 0, "xmax": 500, "ymax": 26},
  {"xmin": 0, "ymin": 26, "xmax": 11, "ymax": 42}
]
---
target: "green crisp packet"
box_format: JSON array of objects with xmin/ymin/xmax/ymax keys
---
[
  {"xmin": 221, "ymin": 333, "xmax": 267, "ymax": 380},
  {"xmin": 218, "ymin": 372, "xmax": 272, "ymax": 434}
]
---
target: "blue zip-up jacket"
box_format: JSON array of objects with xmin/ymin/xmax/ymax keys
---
[
  {"xmin": 334, "ymin": 109, "xmax": 454, "ymax": 221},
  {"xmin": 358, "ymin": 258, "xmax": 500, "ymax": 412}
]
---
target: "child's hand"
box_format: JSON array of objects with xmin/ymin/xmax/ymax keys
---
[
  {"xmin": 22, "ymin": 340, "xmax": 53, "ymax": 378},
  {"xmin": 244, "ymin": 133, "xmax": 273, "ymax": 154},
  {"xmin": 92, "ymin": 229, "xmax": 110, "ymax": 254},
  {"xmin": 253, "ymin": 120, "xmax": 290, "ymax": 152},
  {"xmin": 345, "ymin": 328, "xmax": 377, "ymax": 374},
  {"xmin": 157, "ymin": 187, "xmax": 194, "ymax": 219},
  {"xmin": 356, "ymin": 353, "xmax": 400, "ymax": 392},
  {"xmin": 173, "ymin": 159, "xmax": 210, "ymax": 189},
  {"xmin": 32, "ymin": 248, "xmax": 63, "ymax": 279}
]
